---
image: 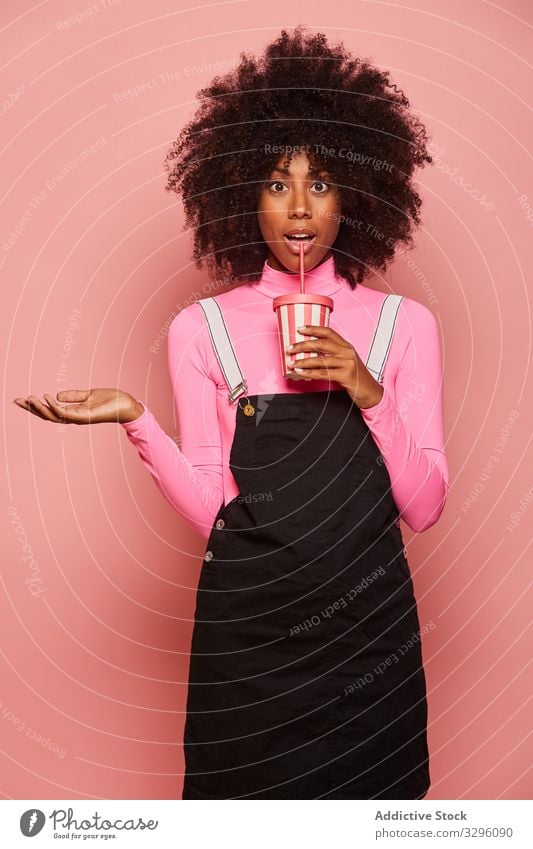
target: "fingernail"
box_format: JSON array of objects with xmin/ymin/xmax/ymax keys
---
[{"xmin": 297, "ymin": 325, "xmax": 307, "ymax": 331}]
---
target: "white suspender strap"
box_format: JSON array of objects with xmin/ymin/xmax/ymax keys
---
[
  {"xmin": 197, "ymin": 297, "xmax": 248, "ymax": 404},
  {"xmin": 365, "ymin": 294, "xmax": 403, "ymax": 384}
]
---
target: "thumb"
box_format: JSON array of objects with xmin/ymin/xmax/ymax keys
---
[{"xmin": 56, "ymin": 389, "xmax": 91, "ymax": 402}]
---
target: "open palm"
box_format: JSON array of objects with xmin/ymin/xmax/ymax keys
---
[{"xmin": 13, "ymin": 388, "xmax": 143, "ymax": 425}]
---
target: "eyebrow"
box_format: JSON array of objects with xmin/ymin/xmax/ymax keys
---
[{"xmin": 271, "ymin": 167, "xmax": 331, "ymax": 177}]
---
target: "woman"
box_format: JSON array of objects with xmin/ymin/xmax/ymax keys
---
[{"xmin": 14, "ymin": 27, "xmax": 449, "ymax": 799}]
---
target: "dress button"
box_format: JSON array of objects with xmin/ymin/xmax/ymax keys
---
[
  {"xmin": 395, "ymin": 517, "xmax": 401, "ymax": 528},
  {"xmin": 204, "ymin": 550, "xmax": 214, "ymax": 562},
  {"xmin": 215, "ymin": 519, "xmax": 225, "ymax": 530}
]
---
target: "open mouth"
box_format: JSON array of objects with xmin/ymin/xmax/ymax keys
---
[{"xmin": 283, "ymin": 231, "xmax": 317, "ymax": 255}]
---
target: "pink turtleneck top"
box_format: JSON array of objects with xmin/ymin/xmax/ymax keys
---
[{"xmin": 121, "ymin": 256, "xmax": 449, "ymax": 538}]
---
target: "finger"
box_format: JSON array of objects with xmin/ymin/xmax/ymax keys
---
[
  {"xmin": 298, "ymin": 325, "xmax": 351, "ymax": 345},
  {"xmin": 43, "ymin": 393, "xmax": 84, "ymax": 423},
  {"xmin": 13, "ymin": 398, "xmax": 42, "ymax": 416},
  {"xmin": 288, "ymin": 355, "xmax": 345, "ymax": 370},
  {"xmin": 288, "ymin": 338, "xmax": 338, "ymax": 354},
  {"xmin": 25, "ymin": 395, "xmax": 62, "ymax": 423},
  {"xmin": 56, "ymin": 389, "xmax": 91, "ymax": 402},
  {"xmin": 292, "ymin": 367, "xmax": 337, "ymax": 380}
]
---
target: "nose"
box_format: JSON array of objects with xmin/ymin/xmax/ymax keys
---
[{"xmin": 288, "ymin": 184, "xmax": 312, "ymax": 219}]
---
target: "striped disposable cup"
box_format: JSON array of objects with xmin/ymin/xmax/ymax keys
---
[{"xmin": 272, "ymin": 293, "xmax": 334, "ymax": 380}]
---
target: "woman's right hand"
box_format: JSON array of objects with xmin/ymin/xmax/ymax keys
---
[{"xmin": 13, "ymin": 389, "xmax": 144, "ymax": 425}]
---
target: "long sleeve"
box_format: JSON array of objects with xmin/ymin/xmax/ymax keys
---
[
  {"xmin": 360, "ymin": 299, "xmax": 449, "ymax": 532},
  {"xmin": 121, "ymin": 306, "xmax": 224, "ymax": 539}
]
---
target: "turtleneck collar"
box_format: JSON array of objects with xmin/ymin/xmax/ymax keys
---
[{"xmin": 250, "ymin": 254, "xmax": 348, "ymax": 298}]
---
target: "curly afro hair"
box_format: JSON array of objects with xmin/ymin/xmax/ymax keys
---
[{"xmin": 163, "ymin": 25, "xmax": 433, "ymax": 289}]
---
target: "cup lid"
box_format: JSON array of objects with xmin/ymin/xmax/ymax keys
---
[{"xmin": 272, "ymin": 293, "xmax": 334, "ymax": 310}]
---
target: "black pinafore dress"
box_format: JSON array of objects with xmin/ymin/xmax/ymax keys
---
[{"xmin": 182, "ymin": 294, "xmax": 430, "ymax": 800}]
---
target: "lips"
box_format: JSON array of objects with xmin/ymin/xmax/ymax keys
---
[
  {"xmin": 283, "ymin": 229, "xmax": 317, "ymax": 255},
  {"xmin": 284, "ymin": 228, "xmax": 316, "ymax": 238}
]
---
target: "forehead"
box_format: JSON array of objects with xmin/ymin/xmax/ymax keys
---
[{"xmin": 270, "ymin": 150, "xmax": 331, "ymax": 177}]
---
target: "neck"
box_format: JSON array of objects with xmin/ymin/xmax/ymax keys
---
[{"xmin": 251, "ymin": 253, "xmax": 349, "ymax": 297}]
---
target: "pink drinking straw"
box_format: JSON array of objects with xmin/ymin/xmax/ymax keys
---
[{"xmin": 299, "ymin": 241, "xmax": 305, "ymax": 294}]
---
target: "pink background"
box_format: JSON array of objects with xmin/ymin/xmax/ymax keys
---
[{"xmin": 2, "ymin": 0, "xmax": 531, "ymax": 800}]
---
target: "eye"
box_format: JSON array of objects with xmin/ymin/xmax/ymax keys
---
[{"xmin": 264, "ymin": 179, "xmax": 332, "ymax": 194}]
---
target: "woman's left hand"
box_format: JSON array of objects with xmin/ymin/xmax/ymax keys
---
[{"xmin": 286, "ymin": 325, "xmax": 384, "ymax": 410}]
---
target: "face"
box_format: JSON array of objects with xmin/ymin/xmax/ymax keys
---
[{"xmin": 257, "ymin": 150, "xmax": 341, "ymax": 273}]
